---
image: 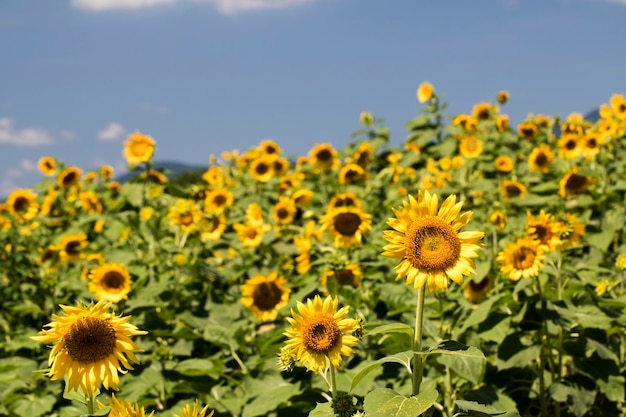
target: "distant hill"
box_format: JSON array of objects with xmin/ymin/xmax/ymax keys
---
[{"xmin": 116, "ymin": 161, "xmax": 208, "ymax": 184}]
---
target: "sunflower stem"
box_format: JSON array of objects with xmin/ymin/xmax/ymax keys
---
[
  {"xmin": 329, "ymin": 363, "xmax": 337, "ymax": 399},
  {"xmin": 87, "ymin": 394, "xmax": 95, "ymax": 415},
  {"xmin": 412, "ymin": 284, "xmax": 426, "ymax": 396}
]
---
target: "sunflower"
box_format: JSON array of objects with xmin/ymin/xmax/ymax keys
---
[
  {"xmin": 234, "ymin": 221, "xmax": 267, "ymax": 248},
  {"xmin": 140, "ymin": 169, "xmax": 168, "ymax": 184},
  {"xmin": 517, "ymin": 121, "xmax": 538, "ymax": 141},
  {"xmin": 100, "ymin": 165, "xmax": 114, "ymax": 180},
  {"xmin": 291, "ymin": 188, "xmax": 314, "ymax": 207},
  {"xmin": 501, "ymin": 180, "xmax": 527, "ymax": 200},
  {"xmin": 199, "ymin": 214, "xmax": 227, "ymax": 242},
  {"xmin": 553, "ymin": 213, "xmax": 585, "ymax": 249},
  {"xmin": 472, "ymin": 102, "xmax": 492, "ymax": 120},
  {"xmin": 417, "ymin": 81, "xmax": 435, "ymax": 103},
  {"xmin": 202, "ymin": 166, "xmax": 225, "ymax": 186},
  {"xmin": 382, "ymin": 191, "xmax": 484, "ymax": 291},
  {"xmin": 463, "ymin": 276, "xmax": 493, "ymax": 304},
  {"xmin": 174, "ymin": 400, "xmax": 214, "ymax": 417},
  {"xmin": 79, "ymin": 191, "xmax": 103, "ymax": 214},
  {"xmin": 495, "ymin": 156, "xmax": 514, "ymax": 173},
  {"xmin": 328, "ymin": 192, "xmax": 361, "ymax": 210},
  {"xmin": 526, "ymin": 210, "xmax": 560, "ymax": 250},
  {"xmin": 497, "ymin": 238, "xmax": 544, "ymax": 281},
  {"xmin": 610, "ymin": 94, "xmax": 626, "ymax": 119},
  {"xmin": 559, "ymin": 169, "xmax": 592, "ymax": 198},
  {"xmin": 6, "ymin": 188, "xmax": 39, "ymax": 222},
  {"xmin": 245, "ymin": 202, "xmax": 265, "ymax": 226},
  {"xmin": 249, "ymin": 156, "xmax": 275, "ymax": 183},
  {"xmin": 167, "ymin": 199, "xmax": 203, "ymax": 232},
  {"xmin": 59, "ymin": 232, "xmax": 88, "ymax": 262},
  {"xmin": 558, "ymin": 134, "xmax": 582, "ymax": 159},
  {"xmin": 271, "ymin": 156, "xmax": 290, "ymax": 177},
  {"xmin": 616, "ymin": 255, "xmax": 626, "ymax": 270},
  {"xmin": 284, "ymin": 295, "xmax": 360, "ymax": 373},
  {"xmin": 496, "ymin": 115, "xmax": 510, "ymax": 132},
  {"xmin": 123, "ymin": 131, "xmax": 156, "ymax": 165},
  {"xmin": 339, "ymin": 163, "xmax": 367, "ymax": 185},
  {"xmin": 453, "ymin": 114, "xmax": 477, "ymax": 132},
  {"xmin": 561, "ymin": 113, "xmax": 585, "ymax": 136},
  {"xmin": 31, "ymin": 300, "xmax": 147, "ymax": 397},
  {"xmin": 58, "ymin": 166, "xmax": 83, "ymax": 189},
  {"xmin": 272, "ymin": 196, "xmax": 297, "ymax": 226},
  {"xmin": 581, "ymin": 132, "xmax": 601, "ymax": 160},
  {"xmin": 204, "ymin": 188, "xmax": 233, "ymax": 213},
  {"xmin": 489, "ymin": 210, "xmax": 506, "ymax": 230},
  {"xmin": 258, "ymin": 139, "xmax": 282, "ymax": 156},
  {"xmin": 241, "ymin": 272, "xmax": 291, "ymax": 322},
  {"xmin": 39, "ymin": 187, "xmax": 57, "ymax": 217},
  {"xmin": 294, "ymin": 237, "xmax": 312, "ymax": 275},
  {"xmin": 497, "ymin": 91, "xmax": 510, "ymax": 104},
  {"xmin": 320, "ymin": 206, "xmax": 372, "ymax": 248},
  {"xmin": 528, "ymin": 144, "xmax": 555, "ymax": 173},
  {"xmin": 309, "ymin": 143, "xmax": 339, "ymax": 172},
  {"xmin": 353, "ymin": 142, "xmax": 374, "ymax": 168},
  {"xmin": 88, "ymin": 263, "xmax": 132, "ymax": 303},
  {"xmin": 459, "ymin": 137, "xmax": 483, "ymax": 159},
  {"xmin": 321, "ymin": 264, "xmax": 362, "ymax": 289},
  {"xmin": 98, "ymin": 394, "xmax": 155, "ymax": 417},
  {"xmin": 38, "ymin": 156, "xmax": 57, "ymax": 176}
]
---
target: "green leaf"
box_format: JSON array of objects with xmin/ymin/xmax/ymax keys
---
[
  {"xmin": 363, "ymin": 388, "xmax": 438, "ymax": 417},
  {"xmin": 454, "ymin": 400, "xmax": 521, "ymax": 416},
  {"xmin": 121, "ymin": 183, "xmax": 145, "ymax": 207},
  {"xmin": 455, "ymin": 294, "xmax": 506, "ymax": 338},
  {"xmin": 366, "ymin": 322, "xmax": 414, "ymax": 338},
  {"xmin": 425, "ymin": 340, "xmax": 486, "ymax": 361},
  {"xmin": 350, "ymin": 351, "xmax": 413, "ymax": 393},
  {"xmin": 174, "ymin": 358, "xmax": 221, "ymax": 378},
  {"xmin": 596, "ymin": 375, "xmax": 625, "ymax": 403},
  {"xmin": 437, "ymin": 352, "xmax": 485, "ymax": 385},
  {"xmin": 308, "ymin": 402, "xmax": 334, "ymax": 417},
  {"xmin": 241, "ymin": 383, "xmax": 301, "ymax": 417},
  {"xmin": 11, "ymin": 395, "xmax": 56, "ymax": 417},
  {"xmin": 498, "ymin": 345, "xmax": 541, "ymax": 370}
]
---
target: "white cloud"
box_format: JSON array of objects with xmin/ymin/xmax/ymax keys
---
[
  {"xmin": 5, "ymin": 169, "xmax": 24, "ymax": 179},
  {"xmin": 0, "ymin": 179, "xmax": 21, "ymax": 199},
  {"xmin": 98, "ymin": 122, "xmax": 126, "ymax": 141},
  {"xmin": 71, "ymin": 0, "xmax": 179, "ymax": 11},
  {"xmin": 0, "ymin": 118, "xmax": 55, "ymax": 146},
  {"xmin": 70, "ymin": 0, "xmax": 313, "ymax": 14},
  {"xmin": 20, "ymin": 159, "xmax": 36, "ymax": 172},
  {"xmin": 60, "ymin": 129, "xmax": 80, "ymax": 141}
]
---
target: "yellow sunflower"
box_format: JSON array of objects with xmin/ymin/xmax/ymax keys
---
[
  {"xmin": 174, "ymin": 400, "xmax": 214, "ymax": 417},
  {"xmin": 167, "ymin": 199, "xmax": 203, "ymax": 232},
  {"xmin": 559, "ymin": 169, "xmax": 592, "ymax": 198},
  {"xmin": 6, "ymin": 188, "xmax": 39, "ymax": 222},
  {"xmin": 139, "ymin": 169, "xmax": 168, "ymax": 184},
  {"xmin": 57, "ymin": 166, "xmax": 83, "ymax": 189},
  {"xmin": 353, "ymin": 142, "xmax": 374, "ymax": 168},
  {"xmin": 338, "ymin": 163, "xmax": 367, "ymax": 185},
  {"xmin": 416, "ymin": 81, "xmax": 435, "ymax": 103},
  {"xmin": 497, "ymin": 238, "xmax": 545, "ymax": 281},
  {"xmin": 328, "ymin": 192, "xmax": 361, "ymax": 210},
  {"xmin": 199, "ymin": 214, "xmax": 227, "ymax": 242},
  {"xmin": 501, "ymin": 180, "xmax": 527, "ymax": 200},
  {"xmin": 321, "ymin": 264, "xmax": 362, "ymax": 289},
  {"xmin": 79, "ymin": 191, "xmax": 103, "ymax": 214},
  {"xmin": 494, "ymin": 156, "xmax": 514, "ymax": 173},
  {"xmin": 88, "ymin": 263, "xmax": 132, "ymax": 303},
  {"xmin": 249, "ymin": 156, "xmax": 275, "ymax": 183},
  {"xmin": 497, "ymin": 90, "xmax": 510, "ymax": 104},
  {"xmin": 294, "ymin": 237, "xmax": 312, "ymax": 275},
  {"xmin": 38, "ymin": 156, "xmax": 57, "ymax": 176},
  {"xmin": 245, "ymin": 202, "xmax": 265, "ymax": 226},
  {"xmin": 271, "ymin": 156, "xmax": 290, "ymax": 177},
  {"xmin": 123, "ymin": 131, "xmax": 156, "ymax": 165},
  {"xmin": 241, "ymin": 272, "xmax": 291, "ymax": 322},
  {"xmin": 616, "ymin": 255, "xmax": 626, "ymax": 270},
  {"xmin": 309, "ymin": 143, "xmax": 339, "ymax": 172},
  {"xmin": 459, "ymin": 137, "xmax": 483, "ymax": 159},
  {"xmin": 272, "ymin": 196, "xmax": 297, "ymax": 226},
  {"xmin": 453, "ymin": 114, "xmax": 477, "ymax": 132},
  {"xmin": 98, "ymin": 394, "xmax": 155, "ymax": 417},
  {"xmin": 100, "ymin": 165, "xmax": 114, "ymax": 180},
  {"xmin": 258, "ymin": 139, "xmax": 282, "ymax": 156},
  {"xmin": 553, "ymin": 213, "xmax": 585, "ymax": 250},
  {"xmin": 581, "ymin": 132, "xmax": 601, "ymax": 160},
  {"xmin": 204, "ymin": 188, "xmax": 233, "ymax": 213},
  {"xmin": 291, "ymin": 188, "xmax": 314, "ymax": 207},
  {"xmin": 517, "ymin": 121, "xmax": 538, "ymax": 141},
  {"xmin": 494, "ymin": 114, "xmax": 509, "ymax": 133},
  {"xmin": 528, "ymin": 144, "xmax": 555, "ymax": 174},
  {"xmin": 463, "ymin": 276, "xmax": 493, "ymax": 304},
  {"xmin": 472, "ymin": 102, "xmax": 492, "ymax": 120},
  {"xmin": 59, "ymin": 232, "xmax": 88, "ymax": 262},
  {"xmin": 284, "ymin": 295, "xmax": 360, "ymax": 373},
  {"xmin": 489, "ymin": 210, "xmax": 506, "ymax": 230},
  {"xmin": 610, "ymin": 94, "xmax": 626, "ymax": 119},
  {"xmin": 320, "ymin": 206, "xmax": 372, "ymax": 248},
  {"xmin": 382, "ymin": 191, "xmax": 484, "ymax": 291},
  {"xmin": 31, "ymin": 300, "xmax": 147, "ymax": 397},
  {"xmin": 526, "ymin": 210, "xmax": 560, "ymax": 250},
  {"xmin": 558, "ymin": 134, "xmax": 582, "ymax": 159},
  {"xmin": 234, "ymin": 221, "xmax": 267, "ymax": 248}
]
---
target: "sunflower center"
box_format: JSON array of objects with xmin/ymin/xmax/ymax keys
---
[
  {"xmin": 333, "ymin": 212, "xmax": 361, "ymax": 236},
  {"xmin": 252, "ymin": 281, "xmax": 283, "ymax": 311},
  {"xmin": 469, "ymin": 278, "xmax": 490, "ymax": 292},
  {"xmin": 505, "ymin": 184, "xmax": 523, "ymax": 197},
  {"xmin": 13, "ymin": 196, "xmax": 29, "ymax": 213},
  {"xmin": 65, "ymin": 316, "xmax": 117, "ymax": 364},
  {"xmin": 213, "ymin": 194, "xmax": 227, "ymax": 207},
  {"xmin": 565, "ymin": 139, "xmax": 577, "ymax": 150},
  {"xmin": 62, "ymin": 172, "xmax": 78, "ymax": 187},
  {"xmin": 245, "ymin": 227, "xmax": 258, "ymax": 239},
  {"xmin": 405, "ymin": 216, "xmax": 461, "ymax": 272},
  {"xmin": 337, "ymin": 269, "xmax": 355, "ymax": 286},
  {"xmin": 102, "ymin": 271, "xmax": 126, "ymax": 290},
  {"xmin": 277, "ymin": 207, "xmax": 290, "ymax": 219},
  {"xmin": 535, "ymin": 152, "xmax": 548, "ymax": 166},
  {"xmin": 65, "ymin": 241, "xmax": 82, "ymax": 256},
  {"xmin": 180, "ymin": 213, "xmax": 194, "ymax": 225},
  {"xmin": 512, "ymin": 246, "xmax": 536, "ymax": 269},
  {"xmin": 302, "ymin": 315, "xmax": 341, "ymax": 354},
  {"xmin": 255, "ymin": 162, "xmax": 269, "ymax": 175},
  {"xmin": 565, "ymin": 174, "xmax": 588, "ymax": 191},
  {"xmin": 315, "ymin": 149, "xmax": 333, "ymax": 162},
  {"xmin": 131, "ymin": 142, "xmax": 149, "ymax": 156}
]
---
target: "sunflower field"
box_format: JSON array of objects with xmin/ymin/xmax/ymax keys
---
[{"xmin": 2, "ymin": 84, "xmax": 626, "ymax": 417}]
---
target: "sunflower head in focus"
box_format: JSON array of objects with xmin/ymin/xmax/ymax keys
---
[
  {"xmin": 320, "ymin": 206, "xmax": 372, "ymax": 248},
  {"xmin": 497, "ymin": 237, "xmax": 545, "ymax": 281},
  {"xmin": 417, "ymin": 81, "xmax": 435, "ymax": 103},
  {"xmin": 31, "ymin": 300, "xmax": 147, "ymax": 397},
  {"xmin": 89, "ymin": 263, "xmax": 132, "ymax": 303},
  {"xmin": 284, "ymin": 295, "xmax": 360, "ymax": 373},
  {"xmin": 38, "ymin": 156, "xmax": 57, "ymax": 176},
  {"xmin": 528, "ymin": 144, "xmax": 554, "ymax": 174},
  {"xmin": 174, "ymin": 400, "xmax": 214, "ymax": 417},
  {"xmin": 382, "ymin": 190, "xmax": 485, "ymax": 292},
  {"xmin": 123, "ymin": 131, "xmax": 156, "ymax": 165},
  {"xmin": 241, "ymin": 272, "xmax": 291, "ymax": 322},
  {"xmin": 98, "ymin": 394, "xmax": 155, "ymax": 417},
  {"xmin": 6, "ymin": 188, "xmax": 39, "ymax": 222},
  {"xmin": 57, "ymin": 166, "xmax": 83, "ymax": 189}
]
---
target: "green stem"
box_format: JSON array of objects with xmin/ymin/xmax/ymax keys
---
[
  {"xmin": 536, "ymin": 278, "xmax": 549, "ymax": 417},
  {"xmin": 329, "ymin": 363, "xmax": 337, "ymax": 398},
  {"xmin": 87, "ymin": 394, "xmax": 95, "ymax": 415},
  {"xmin": 444, "ymin": 365, "xmax": 453, "ymax": 417},
  {"xmin": 412, "ymin": 285, "xmax": 426, "ymax": 396}
]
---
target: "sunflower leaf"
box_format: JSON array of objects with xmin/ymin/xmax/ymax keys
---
[
  {"xmin": 350, "ymin": 351, "xmax": 413, "ymax": 393},
  {"xmin": 365, "ymin": 323, "xmax": 414, "ymax": 338},
  {"xmin": 363, "ymin": 387, "xmax": 438, "ymax": 417}
]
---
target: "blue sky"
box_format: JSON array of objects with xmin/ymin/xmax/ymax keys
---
[{"xmin": 1, "ymin": 0, "xmax": 625, "ymax": 197}]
